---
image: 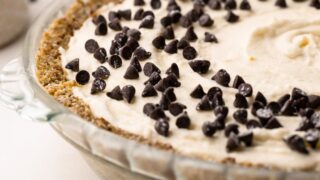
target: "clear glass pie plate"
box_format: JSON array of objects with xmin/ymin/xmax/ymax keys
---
[{"xmin": 0, "ymin": 0, "xmax": 319, "ymax": 179}]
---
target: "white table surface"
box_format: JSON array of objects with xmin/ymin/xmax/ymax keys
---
[{"xmin": 0, "ymin": 1, "xmax": 99, "ymax": 179}]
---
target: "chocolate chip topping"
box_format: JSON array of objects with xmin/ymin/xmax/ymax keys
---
[
  {"xmin": 92, "ymin": 66, "xmax": 110, "ymax": 79},
  {"xmin": 183, "ymin": 46, "xmax": 198, "ymax": 60},
  {"xmin": 275, "ymin": 0, "xmax": 287, "ymax": 8},
  {"xmin": 109, "ymin": 19, "xmax": 122, "ymax": 31},
  {"xmin": 240, "ymin": 0, "xmax": 251, "ymax": 10},
  {"xmin": 284, "ymin": 135, "xmax": 309, "ymax": 154},
  {"xmin": 184, "ymin": 26, "xmax": 198, "ymax": 42},
  {"xmin": 281, "ymin": 100, "xmax": 296, "ymax": 116},
  {"xmin": 208, "ymin": 0, "xmax": 221, "ymax": 10},
  {"xmin": 155, "ymin": 119, "xmax": 170, "ymax": 137},
  {"xmin": 232, "ymin": 75, "xmax": 245, "ymax": 89},
  {"xmin": 267, "ymin": 102, "xmax": 281, "ymax": 114},
  {"xmin": 265, "ymin": 117, "xmax": 283, "ymax": 129},
  {"xmin": 189, "ymin": 60, "xmax": 211, "ymax": 74},
  {"xmin": 256, "ymin": 108, "xmax": 273, "ymax": 126},
  {"xmin": 164, "ymin": 87, "xmax": 177, "ymax": 102},
  {"xmin": 278, "ymin": 94, "xmax": 291, "ymax": 107},
  {"xmin": 214, "ymin": 106, "xmax": 229, "ymax": 119},
  {"xmin": 134, "ymin": 47, "xmax": 152, "ymax": 61},
  {"xmin": 143, "ymin": 103, "xmax": 156, "ymax": 116},
  {"xmin": 212, "ymin": 69, "xmax": 231, "ymax": 87},
  {"xmin": 94, "ymin": 48, "xmax": 108, "ymax": 63},
  {"xmin": 238, "ymin": 83, "xmax": 253, "ymax": 97},
  {"xmin": 139, "ymin": 15, "xmax": 155, "ymax": 29},
  {"xmin": 190, "ymin": 84, "xmax": 206, "ymax": 99},
  {"xmin": 91, "ymin": 79, "xmax": 106, "ymax": 94},
  {"xmin": 134, "ymin": 0, "xmax": 145, "ymax": 6},
  {"xmin": 251, "ymin": 101, "xmax": 264, "ymax": 116},
  {"xmin": 255, "ymin": 92, "xmax": 267, "ymax": 106},
  {"xmin": 204, "ymin": 32, "xmax": 218, "ymax": 43},
  {"xmin": 95, "ymin": 22, "xmax": 108, "ymax": 36},
  {"xmin": 160, "ymin": 16, "xmax": 172, "ymax": 27},
  {"xmin": 207, "ymin": 87, "xmax": 223, "ymax": 100},
  {"xmin": 76, "ymin": 70, "xmax": 90, "ymax": 85},
  {"xmin": 225, "ymin": 0, "xmax": 237, "ymax": 10},
  {"xmin": 179, "ymin": 16, "xmax": 192, "ymax": 28},
  {"xmin": 169, "ymin": 10, "xmax": 181, "ymax": 23},
  {"xmin": 130, "ymin": 57, "xmax": 142, "ymax": 72},
  {"xmin": 151, "ymin": 0, "xmax": 161, "ymax": 9},
  {"xmin": 65, "ymin": 58, "xmax": 79, "ymax": 72},
  {"xmin": 119, "ymin": 46, "xmax": 133, "ymax": 60},
  {"xmin": 127, "ymin": 28, "xmax": 141, "ymax": 40},
  {"xmin": 114, "ymin": 32, "xmax": 128, "ymax": 47},
  {"xmin": 85, "ymin": 39, "xmax": 99, "ymax": 53},
  {"xmin": 93, "ymin": 15, "xmax": 107, "ymax": 25},
  {"xmin": 211, "ymin": 92, "xmax": 225, "ymax": 108},
  {"xmin": 122, "ymin": 85, "xmax": 136, "ymax": 103},
  {"xmin": 177, "ymin": 39, "xmax": 190, "ymax": 49},
  {"xmin": 164, "ymin": 39, "xmax": 179, "ymax": 54},
  {"xmin": 234, "ymin": 93, "xmax": 249, "ymax": 108},
  {"xmin": 134, "ymin": 8, "xmax": 144, "ymax": 20},
  {"xmin": 199, "ymin": 14, "xmax": 214, "ymax": 27},
  {"xmin": 225, "ymin": 10, "xmax": 239, "ymax": 23},
  {"xmin": 197, "ymin": 95, "xmax": 213, "ymax": 111},
  {"xmin": 162, "ymin": 26, "xmax": 175, "ymax": 40},
  {"xmin": 118, "ymin": 9, "xmax": 131, "ymax": 20},
  {"xmin": 142, "ymin": 83, "xmax": 158, "ymax": 97},
  {"xmin": 150, "ymin": 107, "xmax": 166, "ymax": 120},
  {"xmin": 246, "ymin": 119, "xmax": 262, "ymax": 129},
  {"xmin": 166, "ymin": 63, "xmax": 180, "ymax": 78},
  {"xmin": 152, "ymin": 35, "xmax": 166, "ymax": 49},
  {"xmin": 239, "ymin": 131, "xmax": 254, "ymax": 147},
  {"xmin": 226, "ymin": 133, "xmax": 240, "ymax": 152},
  {"xmin": 225, "ymin": 124, "xmax": 239, "ymax": 137},
  {"xmin": 176, "ymin": 112, "xmax": 191, "ymax": 129},
  {"xmin": 202, "ymin": 121, "xmax": 217, "ymax": 137},
  {"xmin": 142, "ymin": 11, "xmax": 155, "ymax": 19},
  {"xmin": 233, "ymin": 109, "xmax": 248, "ymax": 124},
  {"xmin": 109, "ymin": 55, "xmax": 122, "ymax": 68},
  {"xmin": 167, "ymin": 0, "xmax": 181, "ymax": 11},
  {"xmin": 126, "ymin": 38, "xmax": 140, "ymax": 51},
  {"xmin": 169, "ymin": 103, "xmax": 186, "ymax": 116},
  {"xmin": 143, "ymin": 62, "xmax": 161, "ymax": 77},
  {"xmin": 108, "ymin": 11, "xmax": 120, "ymax": 21},
  {"xmin": 160, "ymin": 94, "xmax": 171, "ymax": 110},
  {"xmin": 213, "ymin": 115, "xmax": 227, "ymax": 130},
  {"xmin": 124, "ymin": 65, "xmax": 139, "ymax": 79},
  {"xmin": 145, "ymin": 72, "xmax": 161, "ymax": 85},
  {"xmin": 107, "ymin": 86, "xmax": 123, "ymax": 100}
]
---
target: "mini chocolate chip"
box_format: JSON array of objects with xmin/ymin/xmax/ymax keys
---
[
  {"xmin": 186, "ymin": 8, "xmax": 203, "ymax": 22},
  {"xmin": 130, "ymin": 57, "xmax": 142, "ymax": 72},
  {"xmin": 208, "ymin": 0, "xmax": 221, "ymax": 10},
  {"xmin": 225, "ymin": 124, "xmax": 239, "ymax": 137},
  {"xmin": 246, "ymin": 119, "xmax": 262, "ymax": 129},
  {"xmin": 202, "ymin": 121, "xmax": 217, "ymax": 137},
  {"xmin": 127, "ymin": 28, "xmax": 141, "ymax": 40},
  {"xmin": 167, "ymin": 0, "xmax": 181, "ymax": 11},
  {"xmin": 255, "ymin": 92, "xmax": 267, "ymax": 106},
  {"xmin": 256, "ymin": 108, "xmax": 273, "ymax": 126},
  {"xmin": 238, "ymin": 83, "xmax": 253, "ymax": 97},
  {"xmin": 144, "ymin": 103, "xmax": 156, "ymax": 116},
  {"xmin": 154, "ymin": 79, "xmax": 169, "ymax": 92},
  {"xmin": 145, "ymin": 72, "xmax": 161, "ymax": 85},
  {"xmin": 162, "ymin": 26, "xmax": 175, "ymax": 40},
  {"xmin": 165, "ymin": 74, "xmax": 181, "ymax": 87},
  {"xmin": 265, "ymin": 117, "xmax": 283, "ymax": 129},
  {"xmin": 284, "ymin": 135, "xmax": 309, "ymax": 154},
  {"xmin": 304, "ymin": 130, "xmax": 319, "ymax": 149},
  {"xmin": 155, "ymin": 119, "xmax": 169, "ymax": 137},
  {"xmin": 177, "ymin": 39, "xmax": 190, "ymax": 49},
  {"xmin": 119, "ymin": 46, "xmax": 133, "ymax": 60},
  {"xmin": 197, "ymin": 95, "xmax": 213, "ymax": 111},
  {"xmin": 142, "ymin": 11, "xmax": 155, "ymax": 18},
  {"xmin": 92, "ymin": 66, "xmax": 110, "ymax": 79},
  {"xmin": 109, "ymin": 55, "xmax": 122, "ymax": 68},
  {"xmin": 108, "ymin": 11, "xmax": 120, "ymax": 21},
  {"xmin": 239, "ymin": 131, "xmax": 253, "ymax": 146},
  {"xmin": 122, "ymin": 85, "xmax": 135, "ymax": 103},
  {"xmin": 95, "ymin": 22, "xmax": 108, "ymax": 36},
  {"xmin": 190, "ymin": 84, "xmax": 206, "ymax": 99},
  {"xmin": 232, "ymin": 75, "xmax": 245, "ymax": 89},
  {"xmin": 169, "ymin": 103, "xmax": 186, "ymax": 116},
  {"xmin": 281, "ymin": 100, "xmax": 296, "ymax": 116},
  {"xmin": 134, "ymin": 0, "xmax": 145, "ymax": 6},
  {"xmin": 139, "ymin": 15, "xmax": 154, "ymax": 29},
  {"xmin": 109, "ymin": 40, "xmax": 120, "ymax": 55},
  {"xmin": 212, "ymin": 69, "xmax": 231, "ymax": 87},
  {"xmin": 150, "ymin": 107, "xmax": 166, "ymax": 120},
  {"xmin": 225, "ymin": 10, "xmax": 239, "ymax": 23},
  {"xmin": 144, "ymin": 62, "xmax": 161, "ymax": 77},
  {"xmin": 114, "ymin": 32, "xmax": 128, "ymax": 47},
  {"xmin": 164, "ymin": 39, "xmax": 179, "ymax": 54},
  {"xmin": 93, "ymin": 15, "xmax": 107, "ymax": 25},
  {"xmin": 91, "ymin": 79, "xmax": 106, "ymax": 94},
  {"xmin": 166, "ymin": 63, "xmax": 180, "ymax": 78},
  {"xmin": 183, "ymin": 46, "xmax": 198, "ymax": 60},
  {"xmin": 226, "ymin": 133, "xmax": 240, "ymax": 152},
  {"xmin": 207, "ymin": 87, "xmax": 223, "ymax": 100},
  {"xmin": 142, "ymin": 83, "xmax": 158, "ymax": 97},
  {"xmin": 310, "ymin": 0, "xmax": 320, "ymax": 9},
  {"xmin": 189, "ymin": 60, "xmax": 211, "ymax": 74},
  {"xmin": 251, "ymin": 101, "xmax": 264, "ymax": 116},
  {"xmin": 211, "ymin": 93, "xmax": 225, "ymax": 108},
  {"xmin": 151, "ymin": 0, "xmax": 161, "ymax": 9},
  {"xmin": 240, "ymin": 0, "xmax": 251, "ymax": 10},
  {"xmin": 94, "ymin": 48, "xmax": 107, "ymax": 63},
  {"xmin": 134, "ymin": 8, "xmax": 144, "ymax": 20},
  {"xmin": 179, "ymin": 16, "xmax": 192, "ymax": 28},
  {"xmin": 199, "ymin": 14, "xmax": 214, "ymax": 27},
  {"xmin": 118, "ymin": 9, "xmax": 131, "ymax": 20},
  {"xmin": 225, "ymin": 0, "xmax": 237, "ymax": 10},
  {"xmin": 275, "ymin": 0, "xmax": 287, "ymax": 8},
  {"xmin": 124, "ymin": 65, "xmax": 139, "ymax": 79},
  {"xmin": 85, "ymin": 39, "xmax": 99, "ymax": 53},
  {"xmin": 296, "ymin": 117, "xmax": 314, "ymax": 131},
  {"xmin": 299, "ymin": 108, "xmax": 315, "ymax": 119},
  {"xmin": 164, "ymin": 87, "xmax": 177, "ymax": 102},
  {"xmin": 169, "ymin": 10, "xmax": 181, "ymax": 23},
  {"xmin": 134, "ymin": 47, "xmax": 152, "ymax": 61},
  {"xmin": 233, "ymin": 109, "xmax": 248, "ymax": 124},
  {"xmin": 109, "ymin": 19, "xmax": 122, "ymax": 31},
  {"xmin": 176, "ymin": 112, "xmax": 191, "ymax": 129},
  {"xmin": 126, "ymin": 38, "xmax": 140, "ymax": 51},
  {"xmin": 234, "ymin": 93, "xmax": 249, "ymax": 108},
  {"xmin": 107, "ymin": 86, "xmax": 123, "ymax": 100},
  {"xmin": 152, "ymin": 35, "xmax": 166, "ymax": 49},
  {"xmin": 213, "ymin": 115, "xmax": 227, "ymax": 130},
  {"xmin": 76, "ymin": 70, "xmax": 90, "ymax": 85},
  {"xmin": 267, "ymin": 102, "xmax": 281, "ymax": 114},
  {"xmin": 204, "ymin": 32, "xmax": 218, "ymax": 43},
  {"xmin": 184, "ymin": 26, "xmax": 198, "ymax": 42},
  {"xmin": 278, "ymin": 94, "xmax": 291, "ymax": 107},
  {"xmin": 160, "ymin": 16, "xmax": 172, "ymax": 27},
  {"xmin": 65, "ymin": 58, "xmax": 79, "ymax": 72},
  {"xmin": 292, "ymin": 88, "xmax": 307, "ymax": 100},
  {"xmin": 214, "ymin": 106, "xmax": 229, "ymax": 119},
  {"xmin": 308, "ymin": 95, "xmax": 320, "ymax": 109}
]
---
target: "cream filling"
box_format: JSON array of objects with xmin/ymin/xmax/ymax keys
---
[{"xmin": 60, "ymin": 0, "xmax": 320, "ymax": 171}]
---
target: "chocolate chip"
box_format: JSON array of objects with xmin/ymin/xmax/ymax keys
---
[
  {"xmin": 281, "ymin": 100, "xmax": 296, "ymax": 116},
  {"xmin": 127, "ymin": 28, "xmax": 141, "ymax": 40},
  {"xmin": 109, "ymin": 55, "xmax": 122, "ymax": 68},
  {"xmin": 95, "ymin": 22, "xmax": 108, "ymax": 36},
  {"xmin": 177, "ymin": 39, "xmax": 190, "ymax": 49},
  {"xmin": 122, "ymin": 26, "xmax": 130, "ymax": 34},
  {"xmin": 118, "ymin": 9, "xmax": 131, "ymax": 20},
  {"xmin": 134, "ymin": 8, "xmax": 144, "ymax": 20},
  {"xmin": 126, "ymin": 38, "xmax": 139, "ymax": 51},
  {"xmin": 160, "ymin": 16, "xmax": 172, "ymax": 27},
  {"xmin": 278, "ymin": 94, "xmax": 291, "ymax": 107},
  {"xmin": 160, "ymin": 94, "xmax": 171, "ymax": 110},
  {"xmin": 109, "ymin": 40, "xmax": 120, "ymax": 55},
  {"xmin": 240, "ymin": 0, "xmax": 251, "ymax": 10},
  {"xmin": 267, "ymin": 102, "xmax": 281, "ymax": 114},
  {"xmin": 124, "ymin": 65, "xmax": 139, "ymax": 79},
  {"xmin": 199, "ymin": 14, "xmax": 214, "ymax": 27},
  {"xmin": 189, "ymin": 60, "xmax": 211, "ymax": 74},
  {"xmin": 134, "ymin": 0, "xmax": 145, "ymax": 6},
  {"xmin": 134, "ymin": 47, "xmax": 151, "ymax": 61},
  {"xmin": 164, "ymin": 39, "xmax": 179, "ymax": 54},
  {"xmin": 85, "ymin": 39, "xmax": 99, "ymax": 53},
  {"xmin": 284, "ymin": 135, "xmax": 309, "ymax": 154},
  {"xmin": 234, "ymin": 93, "xmax": 249, "ymax": 108},
  {"xmin": 176, "ymin": 112, "xmax": 191, "ymax": 129},
  {"xmin": 162, "ymin": 26, "xmax": 175, "ymax": 40},
  {"xmin": 246, "ymin": 119, "xmax": 262, "ymax": 129},
  {"xmin": 164, "ymin": 87, "xmax": 177, "ymax": 102},
  {"xmin": 151, "ymin": 0, "xmax": 161, "ymax": 9},
  {"xmin": 296, "ymin": 117, "xmax": 313, "ymax": 131},
  {"xmin": 190, "ymin": 84, "xmax": 206, "ymax": 99},
  {"xmin": 251, "ymin": 101, "xmax": 264, "ymax": 116},
  {"xmin": 238, "ymin": 83, "xmax": 253, "ymax": 97},
  {"xmin": 299, "ymin": 108, "xmax": 315, "ymax": 119},
  {"xmin": 109, "ymin": 19, "xmax": 122, "ymax": 31},
  {"xmin": 143, "ymin": 103, "xmax": 156, "ymax": 116},
  {"xmin": 93, "ymin": 15, "xmax": 107, "ymax": 25},
  {"xmin": 150, "ymin": 107, "xmax": 166, "ymax": 120},
  {"xmin": 130, "ymin": 57, "xmax": 142, "ymax": 72},
  {"xmin": 184, "ymin": 26, "xmax": 198, "ymax": 42},
  {"xmin": 292, "ymin": 88, "xmax": 307, "ymax": 100},
  {"xmin": 208, "ymin": 0, "xmax": 221, "ymax": 10},
  {"xmin": 226, "ymin": 133, "xmax": 240, "ymax": 152},
  {"xmin": 142, "ymin": 83, "xmax": 158, "ymax": 97},
  {"xmin": 310, "ymin": 0, "xmax": 320, "ymax": 9},
  {"xmin": 91, "ymin": 79, "xmax": 106, "ymax": 94},
  {"xmin": 119, "ymin": 46, "xmax": 133, "ymax": 60},
  {"xmin": 275, "ymin": 0, "xmax": 287, "ymax": 8},
  {"xmin": 204, "ymin": 32, "xmax": 218, "ymax": 43},
  {"xmin": 179, "ymin": 16, "xmax": 192, "ymax": 28},
  {"xmin": 212, "ymin": 69, "xmax": 231, "ymax": 87},
  {"xmin": 108, "ymin": 11, "xmax": 120, "ymax": 21},
  {"xmin": 211, "ymin": 93, "xmax": 225, "ymax": 108},
  {"xmin": 233, "ymin": 109, "xmax": 248, "ymax": 124},
  {"xmin": 155, "ymin": 119, "xmax": 169, "ymax": 137},
  {"xmin": 143, "ymin": 62, "xmax": 161, "ymax": 77},
  {"xmin": 186, "ymin": 8, "xmax": 203, "ymax": 22},
  {"xmin": 308, "ymin": 95, "xmax": 320, "ymax": 109},
  {"xmin": 167, "ymin": 0, "xmax": 181, "ymax": 11},
  {"xmin": 232, "ymin": 75, "xmax": 245, "ymax": 89},
  {"xmin": 139, "ymin": 15, "xmax": 154, "ymax": 29},
  {"xmin": 213, "ymin": 115, "xmax": 226, "ymax": 130},
  {"xmin": 202, "ymin": 121, "xmax": 216, "ymax": 137},
  {"xmin": 197, "ymin": 95, "xmax": 213, "ymax": 111},
  {"xmin": 265, "ymin": 117, "xmax": 283, "ymax": 129},
  {"xmin": 152, "ymin": 35, "xmax": 166, "ymax": 49},
  {"xmin": 304, "ymin": 130, "xmax": 319, "ymax": 149},
  {"xmin": 76, "ymin": 70, "xmax": 90, "ymax": 85},
  {"xmin": 122, "ymin": 85, "xmax": 135, "ymax": 103},
  {"xmin": 183, "ymin": 46, "xmax": 198, "ymax": 60},
  {"xmin": 207, "ymin": 87, "xmax": 223, "ymax": 100},
  {"xmin": 65, "ymin": 58, "xmax": 79, "ymax": 72},
  {"xmin": 255, "ymin": 92, "xmax": 267, "ymax": 106},
  {"xmin": 165, "ymin": 74, "xmax": 181, "ymax": 87},
  {"xmin": 239, "ymin": 131, "xmax": 253, "ymax": 146},
  {"xmin": 145, "ymin": 72, "xmax": 161, "ymax": 85},
  {"xmin": 225, "ymin": 10, "xmax": 239, "ymax": 23},
  {"xmin": 94, "ymin": 48, "xmax": 107, "ymax": 63},
  {"xmin": 142, "ymin": 11, "xmax": 155, "ymax": 19},
  {"xmin": 166, "ymin": 63, "xmax": 180, "ymax": 78},
  {"xmin": 154, "ymin": 79, "xmax": 169, "ymax": 92},
  {"xmin": 92, "ymin": 66, "xmax": 110, "ymax": 79},
  {"xmin": 256, "ymin": 108, "xmax": 273, "ymax": 126},
  {"xmin": 169, "ymin": 103, "xmax": 186, "ymax": 116},
  {"xmin": 214, "ymin": 106, "xmax": 229, "ymax": 119},
  {"xmin": 225, "ymin": 0, "xmax": 237, "ymax": 10},
  {"xmin": 169, "ymin": 10, "xmax": 181, "ymax": 23},
  {"xmin": 225, "ymin": 124, "xmax": 239, "ymax": 137},
  {"xmin": 107, "ymin": 86, "xmax": 123, "ymax": 100},
  {"xmin": 114, "ymin": 32, "xmax": 128, "ymax": 47}
]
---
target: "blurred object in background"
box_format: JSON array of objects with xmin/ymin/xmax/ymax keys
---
[{"xmin": 0, "ymin": 0, "xmax": 29, "ymax": 48}]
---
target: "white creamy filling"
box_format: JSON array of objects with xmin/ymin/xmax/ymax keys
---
[{"xmin": 60, "ymin": 0, "xmax": 320, "ymax": 171}]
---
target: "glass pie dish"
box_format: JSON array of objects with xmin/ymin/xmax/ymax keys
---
[{"xmin": 0, "ymin": 0, "xmax": 319, "ymax": 179}]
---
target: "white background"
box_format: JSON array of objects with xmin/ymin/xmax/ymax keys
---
[{"xmin": 0, "ymin": 1, "xmax": 99, "ymax": 179}]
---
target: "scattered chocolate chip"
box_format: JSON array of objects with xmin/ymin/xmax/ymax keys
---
[
  {"xmin": 199, "ymin": 14, "xmax": 214, "ymax": 27},
  {"xmin": 255, "ymin": 92, "xmax": 267, "ymax": 106},
  {"xmin": 119, "ymin": 46, "xmax": 133, "ymax": 60},
  {"xmin": 304, "ymin": 130, "xmax": 319, "ymax": 149},
  {"xmin": 165, "ymin": 74, "xmax": 181, "ymax": 87},
  {"xmin": 150, "ymin": 107, "xmax": 166, "ymax": 120},
  {"xmin": 162, "ymin": 26, "xmax": 175, "ymax": 40},
  {"xmin": 226, "ymin": 133, "xmax": 240, "ymax": 152},
  {"xmin": 143, "ymin": 62, "xmax": 161, "ymax": 77},
  {"xmin": 182, "ymin": 46, "xmax": 197, "ymax": 60},
  {"xmin": 85, "ymin": 39, "xmax": 99, "ymax": 53},
  {"xmin": 93, "ymin": 15, "xmax": 107, "ymax": 25},
  {"xmin": 225, "ymin": 0, "xmax": 237, "ymax": 10},
  {"xmin": 239, "ymin": 131, "xmax": 253, "ymax": 146},
  {"xmin": 94, "ymin": 48, "xmax": 108, "ymax": 63},
  {"xmin": 169, "ymin": 10, "xmax": 181, "ymax": 23},
  {"xmin": 246, "ymin": 119, "xmax": 262, "ymax": 129},
  {"xmin": 134, "ymin": 47, "xmax": 152, "ymax": 61},
  {"xmin": 310, "ymin": 0, "xmax": 320, "ymax": 9},
  {"xmin": 275, "ymin": 0, "xmax": 287, "ymax": 8},
  {"xmin": 308, "ymin": 95, "xmax": 320, "ymax": 109},
  {"xmin": 265, "ymin": 117, "xmax": 283, "ymax": 129},
  {"xmin": 134, "ymin": 0, "xmax": 145, "ymax": 6},
  {"xmin": 251, "ymin": 101, "xmax": 264, "ymax": 116},
  {"xmin": 161, "ymin": 16, "xmax": 172, "ymax": 27},
  {"xmin": 177, "ymin": 38, "xmax": 190, "ymax": 49},
  {"xmin": 142, "ymin": 11, "xmax": 155, "ymax": 18},
  {"xmin": 126, "ymin": 38, "xmax": 140, "ymax": 51},
  {"xmin": 143, "ymin": 103, "xmax": 156, "ymax": 116},
  {"xmin": 256, "ymin": 108, "xmax": 273, "ymax": 126},
  {"xmin": 296, "ymin": 117, "xmax": 313, "ymax": 131},
  {"xmin": 179, "ymin": 16, "xmax": 192, "ymax": 28},
  {"xmin": 238, "ymin": 83, "xmax": 253, "ymax": 97},
  {"xmin": 202, "ymin": 121, "xmax": 216, "ymax": 137},
  {"xmin": 154, "ymin": 79, "xmax": 169, "ymax": 92},
  {"xmin": 151, "ymin": 0, "xmax": 161, "ymax": 9},
  {"xmin": 234, "ymin": 93, "xmax": 249, "ymax": 108},
  {"xmin": 207, "ymin": 87, "xmax": 223, "ymax": 100},
  {"xmin": 197, "ymin": 95, "xmax": 213, "ymax": 111},
  {"xmin": 184, "ymin": 26, "xmax": 198, "ymax": 42},
  {"xmin": 95, "ymin": 22, "xmax": 108, "ymax": 36},
  {"xmin": 267, "ymin": 102, "xmax": 281, "ymax": 114},
  {"xmin": 142, "ymin": 83, "xmax": 158, "ymax": 97},
  {"xmin": 114, "ymin": 32, "xmax": 128, "ymax": 47},
  {"xmin": 164, "ymin": 87, "xmax": 177, "ymax": 102},
  {"xmin": 176, "ymin": 112, "xmax": 191, "ymax": 129},
  {"xmin": 225, "ymin": 10, "xmax": 239, "ymax": 23},
  {"xmin": 189, "ymin": 60, "xmax": 211, "ymax": 74},
  {"xmin": 139, "ymin": 15, "xmax": 154, "ymax": 29},
  {"xmin": 292, "ymin": 88, "xmax": 307, "ymax": 100},
  {"xmin": 91, "ymin": 79, "xmax": 106, "ymax": 94},
  {"xmin": 76, "ymin": 70, "xmax": 90, "ymax": 85},
  {"xmin": 124, "ymin": 65, "xmax": 139, "ymax": 79},
  {"xmin": 118, "ymin": 9, "xmax": 131, "ymax": 20},
  {"xmin": 164, "ymin": 39, "xmax": 179, "ymax": 54},
  {"xmin": 212, "ymin": 69, "xmax": 231, "ymax": 87},
  {"xmin": 208, "ymin": 0, "xmax": 221, "ymax": 10},
  {"xmin": 152, "ymin": 35, "xmax": 166, "ymax": 49},
  {"xmin": 134, "ymin": 8, "xmax": 144, "ymax": 20},
  {"xmin": 211, "ymin": 93, "xmax": 225, "ymax": 108},
  {"xmin": 190, "ymin": 84, "xmax": 206, "ymax": 99},
  {"xmin": 186, "ymin": 8, "xmax": 203, "ymax": 22},
  {"xmin": 108, "ymin": 11, "xmax": 120, "ymax": 21},
  {"xmin": 299, "ymin": 108, "xmax": 315, "ymax": 119},
  {"xmin": 129, "ymin": 57, "xmax": 142, "ymax": 72},
  {"xmin": 127, "ymin": 28, "xmax": 141, "ymax": 40},
  {"xmin": 213, "ymin": 115, "xmax": 226, "ymax": 130},
  {"xmin": 65, "ymin": 58, "xmax": 79, "ymax": 72},
  {"xmin": 109, "ymin": 40, "xmax": 120, "ymax": 55},
  {"xmin": 167, "ymin": 0, "xmax": 181, "ymax": 11},
  {"xmin": 166, "ymin": 63, "xmax": 180, "ymax": 78},
  {"xmin": 240, "ymin": 0, "xmax": 251, "ymax": 10},
  {"xmin": 284, "ymin": 135, "xmax": 309, "ymax": 154},
  {"xmin": 107, "ymin": 86, "xmax": 123, "ymax": 100},
  {"xmin": 204, "ymin": 32, "xmax": 218, "ymax": 43},
  {"xmin": 155, "ymin": 119, "xmax": 169, "ymax": 137},
  {"xmin": 233, "ymin": 109, "xmax": 248, "ymax": 124},
  {"xmin": 92, "ymin": 66, "xmax": 110, "ymax": 79},
  {"xmin": 122, "ymin": 85, "xmax": 136, "ymax": 103},
  {"xmin": 214, "ymin": 106, "xmax": 229, "ymax": 119},
  {"xmin": 169, "ymin": 103, "xmax": 186, "ymax": 116},
  {"xmin": 108, "ymin": 19, "xmax": 122, "ymax": 31},
  {"xmin": 281, "ymin": 100, "xmax": 296, "ymax": 116},
  {"xmin": 145, "ymin": 72, "xmax": 161, "ymax": 85},
  {"xmin": 232, "ymin": 75, "xmax": 245, "ymax": 89},
  {"xmin": 225, "ymin": 124, "xmax": 239, "ymax": 137},
  {"xmin": 109, "ymin": 55, "xmax": 122, "ymax": 68}
]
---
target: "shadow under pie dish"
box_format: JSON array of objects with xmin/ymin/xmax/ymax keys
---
[{"xmin": 1, "ymin": 0, "xmax": 320, "ymax": 179}]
